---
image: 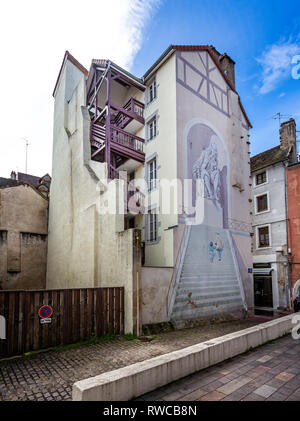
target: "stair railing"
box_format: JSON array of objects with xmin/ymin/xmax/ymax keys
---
[{"xmin": 166, "ymin": 224, "xmax": 191, "ymax": 320}]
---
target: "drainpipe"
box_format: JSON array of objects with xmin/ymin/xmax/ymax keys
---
[{"xmin": 283, "ymin": 161, "xmax": 292, "ymax": 310}]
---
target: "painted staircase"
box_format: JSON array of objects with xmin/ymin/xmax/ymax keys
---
[{"xmin": 170, "ymin": 224, "xmax": 246, "ymax": 323}]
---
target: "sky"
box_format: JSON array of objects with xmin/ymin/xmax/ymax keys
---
[{"xmin": 1, "ymin": 0, "xmax": 300, "ymax": 178}]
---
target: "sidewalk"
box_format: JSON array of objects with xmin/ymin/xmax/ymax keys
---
[
  {"xmin": 137, "ymin": 334, "xmax": 300, "ymax": 401},
  {"xmin": 0, "ymin": 318, "xmax": 264, "ymax": 401}
]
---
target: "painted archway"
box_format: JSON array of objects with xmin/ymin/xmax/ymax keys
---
[{"xmin": 182, "ymin": 119, "xmax": 230, "ymax": 227}]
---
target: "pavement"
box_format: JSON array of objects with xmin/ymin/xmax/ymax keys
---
[
  {"xmin": 0, "ymin": 318, "xmax": 263, "ymax": 401},
  {"xmin": 137, "ymin": 334, "xmax": 300, "ymax": 401}
]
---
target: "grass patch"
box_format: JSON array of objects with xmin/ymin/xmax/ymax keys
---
[{"xmin": 124, "ymin": 333, "xmax": 138, "ymax": 341}]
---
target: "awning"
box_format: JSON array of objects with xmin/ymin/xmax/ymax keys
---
[{"xmin": 253, "ymin": 268, "xmax": 273, "ymax": 275}]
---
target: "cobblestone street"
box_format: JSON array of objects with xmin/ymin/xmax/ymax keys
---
[
  {"xmin": 0, "ymin": 319, "xmax": 262, "ymax": 401},
  {"xmin": 138, "ymin": 334, "xmax": 300, "ymax": 401}
]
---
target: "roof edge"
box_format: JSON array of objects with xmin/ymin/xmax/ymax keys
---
[
  {"xmin": 53, "ymin": 51, "xmax": 88, "ymax": 98},
  {"xmin": 143, "ymin": 44, "xmax": 252, "ymax": 129}
]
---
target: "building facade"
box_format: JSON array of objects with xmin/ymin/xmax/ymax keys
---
[
  {"xmin": 287, "ymin": 161, "xmax": 300, "ymax": 300},
  {"xmin": 47, "ymin": 46, "xmax": 253, "ymax": 333},
  {"xmin": 250, "ymin": 119, "xmax": 298, "ymax": 314},
  {"xmin": 0, "ymin": 175, "xmax": 49, "ymax": 290}
]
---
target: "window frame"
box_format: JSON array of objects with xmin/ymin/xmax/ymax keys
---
[
  {"xmin": 257, "ymin": 225, "xmax": 271, "ymax": 249},
  {"xmin": 254, "ymin": 191, "xmax": 270, "ymax": 214},
  {"xmin": 147, "ymin": 209, "xmax": 158, "ymax": 243},
  {"xmin": 256, "ymin": 171, "xmax": 267, "ymax": 186},
  {"xmin": 148, "ymin": 77, "xmax": 157, "ymax": 104},
  {"xmin": 147, "ymin": 158, "xmax": 157, "ymax": 192},
  {"xmin": 254, "ymin": 170, "xmax": 268, "ymax": 187},
  {"xmin": 147, "ymin": 117, "xmax": 157, "ymax": 141}
]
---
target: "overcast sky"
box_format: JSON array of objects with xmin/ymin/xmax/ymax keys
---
[
  {"xmin": 0, "ymin": 0, "xmax": 161, "ymax": 178},
  {"xmin": 1, "ymin": 0, "xmax": 300, "ymax": 178}
]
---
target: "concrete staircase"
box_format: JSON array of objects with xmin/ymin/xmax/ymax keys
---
[{"xmin": 170, "ymin": 224, "xmax": 245, "ymax": 323}]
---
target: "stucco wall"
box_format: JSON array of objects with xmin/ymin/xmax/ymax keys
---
[
  {"xmin": 0, "ymin": 184, "xmax": 48, "ymax": 290},
  {"xmin": 175, "ymin": 50, "xmax": 253, "ymax": 313},
  {"xmin": 47, "ymin": 59, "xmax": 140, "ymax": 334},
  {"xmin": 287, "ymin": 164, "xmax": 300, "ymax": 295},
  {"xmin": 135, "ymin": 52, "xmax": 178, "ymax": 268},
  {"xmin": 251, "ymin": 163, "xmax": 289, "ymax": 309},
  {"xmin": 141, "ymin": 266, "xmax": 173, "ymax": 324}
]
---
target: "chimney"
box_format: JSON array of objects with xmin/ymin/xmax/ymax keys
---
[
  {"xmin": 10, "ymin": 171, "xmax": 16, "ymax": 180},
  {"xmin": 219, "ymin": 53, "xmax": 235, "ymax": 89},
  {"xmin": 280, "ymin": 118, "xmax": 296, "ymax": 150},
  {"xmin": 209, "ymin": 46, "xmax": 235, "ymax": 89}
]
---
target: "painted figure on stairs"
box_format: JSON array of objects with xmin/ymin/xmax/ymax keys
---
[
  {"xmin": 209, "ymin": 241, "xmax": 216, "ymax": 263},
  {"xmin": 215, "ymin": 232, "xmax": 223, "ymax": 261}
]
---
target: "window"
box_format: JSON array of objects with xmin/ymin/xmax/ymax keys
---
[
  {"xmin": 256, "ymin": 172, "xmax": 267, "ymax": 185},
  {"xmin": 256, "ymin": 194, "xmax": 268, "ymax": 213},
  {"xmin": 148, "ymin": 117, "xmax": 157, "ymax": 140},
  {"xmin": 258, "ymin": 226, "xmax": 270, "ymax": 248},
  {"xmin": 147, "ymin": 158, "xmax": 157, "ymax": 191},
  {"xmin": 148, "ymin": 78, "xmax": 157, "ymax": 103},
  {"xmin": 147, "ymin": 210, "xmax": 158, "ymax": 242}
]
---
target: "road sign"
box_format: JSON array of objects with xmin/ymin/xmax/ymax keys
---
[
  {"xmin": 38, "ymin": 305, "xmax": 53, "ymax": 319},
  {"xmin": 40, "ymin": 318, "xmax": 52, "ymax": 325}
]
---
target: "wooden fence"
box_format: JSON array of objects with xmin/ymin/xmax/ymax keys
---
[{"xmin": 0, "ymin": 287, "xmax": 124, "ymax": 358}]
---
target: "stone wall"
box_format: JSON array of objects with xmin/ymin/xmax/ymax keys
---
[{"xmin": 0, "ymin": 184, "xmax": 48, "ymax": 290}]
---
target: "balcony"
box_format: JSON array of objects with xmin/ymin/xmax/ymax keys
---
[
  {"xmin": 110, "ymin": 127, "xmax": 144, "ymax": 161},
  {"xmin": 111, "ymin": 97, "xmax": 144, "ymax": 134}
]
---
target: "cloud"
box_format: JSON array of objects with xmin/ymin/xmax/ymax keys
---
[
  {"xmin": 257, "ymin": 40, "xmax": 299, "ymax": 94},
  {"xmin": 0, "ymin": 0, "xmax": 162, "ymax": 178}
]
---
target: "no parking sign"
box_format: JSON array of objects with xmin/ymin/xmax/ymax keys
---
[{"xmin": 38, "ymin": 305, "xmax": 53, "ymax": 324}]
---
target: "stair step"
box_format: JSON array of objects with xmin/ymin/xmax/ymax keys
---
[
  {"xmin": 173, "ymin": 294, "xmax": 242, "ymax": 308},
  {"xmin": 179, "ymin": 278, "xmax": 239, "ymax": 284},
  {"xmin": 171, "ymin": 302, "xmax": 243, "ymax": 321},
  {"xmin": 176, "ymin": 287, "xmax": 241, "ymax": 297},
  {"xmin": 173, "ymin": 297, "xmax": 243, "ymax": 313}
]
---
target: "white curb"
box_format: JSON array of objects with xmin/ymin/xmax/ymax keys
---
[{"xmin": 73, "ymin": 314, "xmax": 295, "ymax": 401}]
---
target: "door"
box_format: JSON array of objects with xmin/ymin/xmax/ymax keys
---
[{"xmin": 254, "ymin": 275, "xmax": 273, "ymax": 308}]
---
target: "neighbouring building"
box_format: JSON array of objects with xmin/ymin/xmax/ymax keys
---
[
  {"xmin": 250, "ymin": 118, "xmax": 298, "ymax": 315},
  {"xmin": 287, "ymin": 160, "xmax": 300, "ymax": 301},
  {"xmin": 47, "ymin": 46, "xmax": 253, "ymax": 334},
  {"xmin": 0, "ymin": 172, "xmax": 50, "ymax": 290}
]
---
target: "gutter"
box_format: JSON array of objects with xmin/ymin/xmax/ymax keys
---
[
  {"xmin": 251, "ymin": 157, "xmax": 289, "ymax": 174},
  {"xmin": 283, "ymin": 160, "xmax": 292, "ymax": 310}
]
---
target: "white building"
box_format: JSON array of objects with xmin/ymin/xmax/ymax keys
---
[
  {"xmin": 250, "ymin": 119, "xmax": 297, "ymax": 314},
  {"xmin": 47, "ymin": 46, "xmax": 253, "ymax": 334}
]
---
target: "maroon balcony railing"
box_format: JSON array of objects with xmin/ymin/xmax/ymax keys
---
[
  {"xmin": 111, "ymin": 126, "xmax": 145, "ymax": 154},
  {"xmin": 123, "ymin": 97, "xmax": 144, "ymax": 118},
  {"xmin": 91, "ymin": 123, "xmax": 106, "ymax": 144},
  {"xmin": 113, "ymin": 97, "xmax": 144, "ymax": 129}
]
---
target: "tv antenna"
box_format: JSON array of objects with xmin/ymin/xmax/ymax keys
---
[
  {"xmin": 272, "ymin": 112, "xmax": 291, "ymax": 128},
  {"xmin": 21, "ymin": 138, "xmax": 31, "ymax": 174}
]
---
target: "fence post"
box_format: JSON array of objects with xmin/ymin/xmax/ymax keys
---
[{"xmin": 0, "ymin": 315, "xmax": 6, "ymax": 340}]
